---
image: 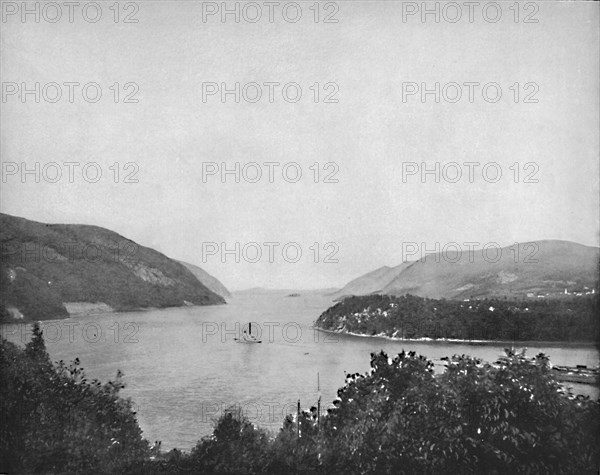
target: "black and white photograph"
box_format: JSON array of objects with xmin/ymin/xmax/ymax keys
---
[{"xmin": 1, "ymin": 1, "xmax": 599, "ymax": 473}]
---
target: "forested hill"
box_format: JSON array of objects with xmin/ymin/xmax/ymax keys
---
[
  {"xmin": 315, "ymin": 294, "xmax": 599, "ymax": 342},
  {"xmin": 0, "ymin": 213, "xmax": 225, "ymax": 321}
]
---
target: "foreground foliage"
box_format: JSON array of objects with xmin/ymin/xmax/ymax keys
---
[
  {"xmin": 1, "ymin": 327, "xmax": 598, "ymax": 474},
  {"xmin": 0, "ymin": 324, "xmax": 148, "ymax": 473}
]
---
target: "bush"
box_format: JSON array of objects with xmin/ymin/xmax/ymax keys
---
[
  {"xmin": 0, "ymin": 323, "xmax": 148, "ymax": 474},
  {"xmin": 318, "ymin": 350, "xmax": 600, "ymax": 474}
]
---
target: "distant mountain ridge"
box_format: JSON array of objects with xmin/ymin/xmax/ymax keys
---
[
  {"xmin": 234, "ymin": 287, "xmax": 338, "ymax": 294},
  {"xmin": 177, "ymin": 260, "xmax": 231, "ymax": 299},
  {"xmin": 0, "ymin": 213, "xmax": 225, "ymax": 321},
  {"xmin": 331, "ymin": 262, "xmax": 412, "ymax": 299},
  {"xmin": 336, "ymin": 240, "xmax": 599, "ymax": 300}
]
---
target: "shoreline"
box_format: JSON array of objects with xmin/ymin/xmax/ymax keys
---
[
  {"xmin": 313, "ymin": 326, "xmax": 599, "ymax": 348},
  {"xmin": 0, "ymin": 301, "xmax": 228, "ymax": 325}
]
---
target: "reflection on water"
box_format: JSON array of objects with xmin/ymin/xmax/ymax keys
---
[{"xmin": 2, "ymin": 291, "xmax": 598, "ymax": 450}]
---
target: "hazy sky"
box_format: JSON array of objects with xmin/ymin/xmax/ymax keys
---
[{"xmin": 1, "ymin": 1, "xmax": 598, "ymax": 289}]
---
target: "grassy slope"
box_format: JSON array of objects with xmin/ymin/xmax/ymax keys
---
[
  {"xmin": 0, "ymin": 213, "xmax": 225, "ymax": 321},
  {"xmin": 331, "ymin": 262, "xmax": 412, "ymax": 299},
  {"xmin": 383, "ymin": 240, "xmax": 599, "ymax": 299},
  {"xmin": 177, "ymin": 260, "xmax": 231, "ymax": 299}
]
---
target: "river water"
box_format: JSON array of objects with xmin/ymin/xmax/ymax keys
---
[{"xmin": 2, "ymin": 291, "xmax": 598, "ymax": 450}]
